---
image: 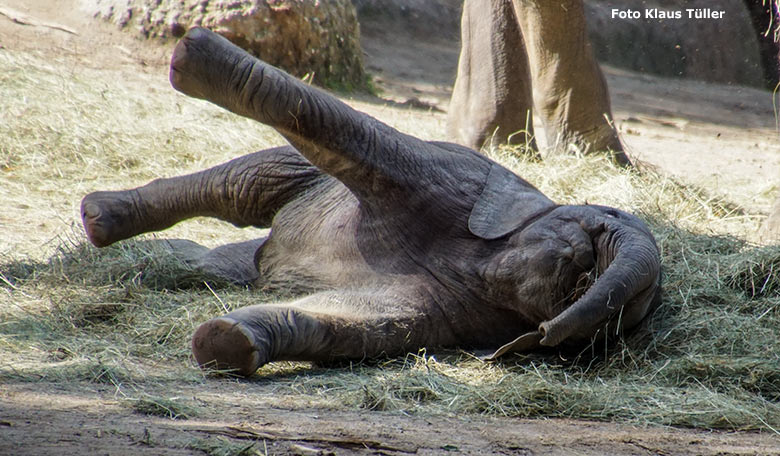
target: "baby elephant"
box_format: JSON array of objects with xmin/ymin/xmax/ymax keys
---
[{"xmin": 81, "ymin": 28, "xmax": 661, "ymax": 376}]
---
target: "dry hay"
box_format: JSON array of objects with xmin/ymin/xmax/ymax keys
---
[{"xmin": 0, "ymin": 47, "xmax": 778, "ymax": 433}]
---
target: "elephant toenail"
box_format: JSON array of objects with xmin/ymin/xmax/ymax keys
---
[{"xmin": 82, "ymin": 203, "xmax": 101, "ymax": 219}]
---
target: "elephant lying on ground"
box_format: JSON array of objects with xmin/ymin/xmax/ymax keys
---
[
  {"xmin": 81, "ymin": 28, "xmax": 662, "ymax": 376},
  {"xmin": 448, "ymin": 0, "xmax": 628, "ymax": 165}
]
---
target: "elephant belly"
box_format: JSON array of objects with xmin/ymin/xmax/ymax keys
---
[{"xmin": 255, "ymin": 180, "xmax": 387, "ymax": 292}]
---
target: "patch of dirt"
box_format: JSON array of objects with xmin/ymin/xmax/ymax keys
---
[
  {"xmin": 3, "ymin": 382, "xmax": 780, "ymax": 455},
  {"xmin": 1, "ymin": 0, "xmax": 780, "ymax": 454},
  {"xmin": 0, "ymin": 1, "xmax": 171, "ymax": 70}
]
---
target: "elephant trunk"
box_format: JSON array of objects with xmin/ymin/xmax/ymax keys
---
[
  {"xmin": 538, "ymin": 223, "xmax": 661, "ymax": 346},
  {"xmin": 169, "ymin": 27, "xmax": 388, "ymax": 190}
]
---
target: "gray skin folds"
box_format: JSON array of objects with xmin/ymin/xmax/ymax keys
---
[{"xmin": 81, "ymin": 28, "xmax": 662, "ymax": 376}]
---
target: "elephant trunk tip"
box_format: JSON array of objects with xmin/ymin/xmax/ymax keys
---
[{"xmin": 537, "ymin": 320, "xmax": 564, "ymax": 347}]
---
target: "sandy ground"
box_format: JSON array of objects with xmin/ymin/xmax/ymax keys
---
[{"xmin": 1, "ymin": 0, "xmax": 780, "ymax": 454}]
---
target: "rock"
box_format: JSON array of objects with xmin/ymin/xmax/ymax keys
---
[{"xmin": 80, "ymin": 0, "xmax": 367, "ymax": 90}]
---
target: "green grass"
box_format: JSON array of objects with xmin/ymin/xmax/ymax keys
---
[{"xmin": 0, "ymin": 46, "xmax": 778, "ymax": 433}]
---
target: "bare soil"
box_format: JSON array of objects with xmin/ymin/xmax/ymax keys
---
[
  {"xmin": 4, "ymin": 381, "xmax": 780, "ymax": 456},
  {"xmin": 1, "ymin": 0, "xmax": 779, "ymax": 454}
]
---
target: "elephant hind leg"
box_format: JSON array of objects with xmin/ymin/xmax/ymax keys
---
[
  {"xmin": 113, "ymin": 238, "xmax": 266, "ymax": 285},
  {"xmin": 166, "ymin": 238, "xmax": 266, "ymax": 285},
  {"xmin": 191, "ymin": 288, "xmax": 452, "ymax": 376},
  {"xmin": 81, "ymin": 146, "xmax": 323, "ymax": 247}
]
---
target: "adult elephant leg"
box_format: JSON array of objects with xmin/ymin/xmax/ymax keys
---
[
  {"xmin": 191, "ymin": 288, "xmax": 451, "ymax": 375},
  {"xmin": 512, "ymin": 0, "xmax": 629, "ymax": 165},
  {"xmin": 81, "ymin": 146, "xmax": 322, "ymax": 247},
  {"xmin": 447, "ymin": 0, "xmax": 537, "ymax": 152}
]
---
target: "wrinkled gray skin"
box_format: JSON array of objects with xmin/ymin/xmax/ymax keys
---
[
  {"xmin": 448, "ymin": 0, "xmax": 629, "ymax": 165},
  {"xmin": 81, "ymin": 28, "xmax": 661, "ymax": 376}
]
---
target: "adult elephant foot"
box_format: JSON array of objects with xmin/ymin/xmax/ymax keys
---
[
  {"xmin": 447, "ymin": 0, "xmax": 538, "ymax": 153},
  {"xmin": 510, "ymin": 0, "xmax": 630, "ymax": 166},
  {"xmin": 554, "ymin": 123, "xmax": 631, "ymax": 167}
]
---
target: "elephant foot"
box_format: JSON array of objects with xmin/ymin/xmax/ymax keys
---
[
  {"xmin": 191, "ymin": 317, "xmax": 262, "ymax": 377},
  {"xmin": 81, "ymin": 190, "xmax": 142, "ymax": 247}
]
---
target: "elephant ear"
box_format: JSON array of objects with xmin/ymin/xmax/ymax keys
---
[{"xmin": 468, "ymin": 163, "xmax": 556, "ymax": 240}]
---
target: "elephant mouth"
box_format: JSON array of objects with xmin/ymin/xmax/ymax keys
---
[
  {"xmin": 568, "ymin": 270, "xmax": 596, "ymax": 305},
  {"xmin": 551, "ymin": 257, "xmax": 598, "ymax": 319}
]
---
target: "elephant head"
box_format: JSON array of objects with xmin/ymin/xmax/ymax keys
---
[
  {"xmin": 470, "ymin": 163, "xmax": 661, "ymax": 354},
  {"xmin": 530, "ymin": 205, "xmax": 661, "ymax": 347}
]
